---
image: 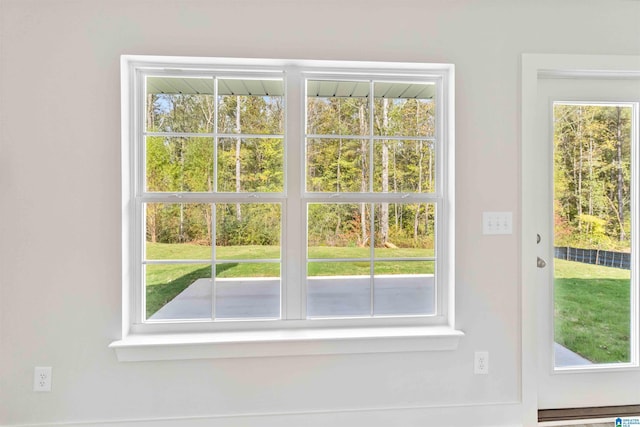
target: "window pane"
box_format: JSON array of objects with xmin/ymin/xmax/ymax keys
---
[
  {"xmin": 146, "ymin": 263, "xmax": 212, "ymax": 320},
  {"xmin": 146, "ymin": 76, "xmax": 214, "ymax": 133},
  {"xmin": 307, "ymin": 80, "xmax": 370, "ymax": 136},
  {"xmin": 373, "ymin": 139, "xmax": 435, "ymax": 193},
  {"xmin": 215, "ymin": 263, "xmax": 280, "ymax": 319},
  {"xmin": 217, "ymin": 138, "xmax": 283, "ymax": 192},
  {"xmin": 373, "ymin": 203, "xmax": 435, "ymax": 258},
  {"xmin": 373, "ymin": 261, "xmax": 435, "ymax": 316},
  {"xmin": 373, "ymin": 82, "xmax": 435, "ymax": 137},
  {"xmin": 146, "ymin": 136, "xmax": 213, "ymax": 192},
  {"xmin": 306, "ymin": 138, "xmax": 369, "ymax": 192},
  {"xmin": 308, "ymin": 203, "xmax": 371, "ymax": 259},
  {"xmin": 145, "ymin": 203, "xmax": 212, "ymax": 250},
  {"xmin": 217, "ymin": 79, "xmax": 284, "ymax": 135},
  {"xmin": 553, "ymin": 103, "xmax": 633, "ymax": 367},
  {"xmin": 215, "ymin": 203, "xmax": 281, "ymax": 259},
  {"xmin": 307, "ymin": 262, "xmax": 371, "ymax": 317}
]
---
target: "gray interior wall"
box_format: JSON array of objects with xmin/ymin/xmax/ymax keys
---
[{"xmin": 0, "ymin": 0, "xmax": 639, "ymax": 425}]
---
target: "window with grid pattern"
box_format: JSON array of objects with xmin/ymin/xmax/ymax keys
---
[{"xmin": 123, "ymin": 57, "xmax": 454, "ymax": 333}]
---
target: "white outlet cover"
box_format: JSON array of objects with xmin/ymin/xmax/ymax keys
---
[
  {"xmin": 34, "ymin": 366, "xmax": 52, "ymax": 392},
  {"xmin": 474, "ymin": 351, "xmax": 489, "ymax": 375}
]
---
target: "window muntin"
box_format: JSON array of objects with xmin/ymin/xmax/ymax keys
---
[{"xmin": 127, "ymin": 59, "xmax": 452, "ymax": 331}]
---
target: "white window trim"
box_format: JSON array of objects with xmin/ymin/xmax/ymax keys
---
[{"xmin": 111, "ymin": 55, "xmax": 461, "ymax": 361}]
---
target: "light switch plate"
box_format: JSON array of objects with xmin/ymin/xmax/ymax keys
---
[{"xmin": 483, "ymin": 212, "xmax": 513, "ymax": 235}]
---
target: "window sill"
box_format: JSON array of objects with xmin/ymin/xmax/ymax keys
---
[{"xmin": 109, "ymin": 326, "xmax": 464, "ymax": 361}]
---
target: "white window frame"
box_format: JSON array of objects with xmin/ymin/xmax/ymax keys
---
[{"xmin": 111, "ymin": 56, "xmax": 461, "ymax": 361}]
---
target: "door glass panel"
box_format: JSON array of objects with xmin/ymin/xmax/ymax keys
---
[{"xmin": 553, "ymin": 103, "xmax": 634, "ymax": 368}]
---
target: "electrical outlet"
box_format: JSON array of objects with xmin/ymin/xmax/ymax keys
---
[
  {"xmin": 34, "ymin": 367, "xmax": 52, "ymax": 392},
  {"xmin": 482, "ymin": 212, "xmax": 513, "ymax": 235},
  {"xmin": 474, "ymin": 351, "xmax": 489, "ymax": 375}
]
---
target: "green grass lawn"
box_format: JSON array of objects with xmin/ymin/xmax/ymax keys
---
[
  {"xmin": 554, "ymin": 259, "xmax": 631, "ymax": 364},
  {"xmin": 146, "ymin": 243, "xmax": 433, "ymax": 261}
]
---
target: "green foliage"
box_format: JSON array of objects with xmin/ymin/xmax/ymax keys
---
[
  {"xmin": 554, "ymin": 105, "xmax": 632, "ymax": 251},
  {"xmin": 307, "ymin": 203, "xmax": 434, "ymax": 249},
  {"xmin": 146, "ymin": 84, "xmax": 437, "ymax": 250},
  {"xmin": 216, "ymin": 203, "xmax": 281, "ymax": 246}
]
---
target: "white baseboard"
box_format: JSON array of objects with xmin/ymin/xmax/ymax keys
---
[{"xmin": 2, "ymin": 402, "xmax": 524, "ymax": 427}]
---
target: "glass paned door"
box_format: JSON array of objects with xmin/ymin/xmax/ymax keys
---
[{"xmin": 534, "ymin": 72, "xmax": 640, "ymax": 410}]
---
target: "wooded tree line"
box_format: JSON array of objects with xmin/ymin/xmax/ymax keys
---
[
  {"xmin": 306, "ymin": 93, "xmax": 435, "ymax": 248},
  {"xmin": 554, "ymin": 104, "xmax": 632, "ymax": 251},
  {"xmin": 145, "ymin": 81, "xmax": 436, "ymax": 250}
]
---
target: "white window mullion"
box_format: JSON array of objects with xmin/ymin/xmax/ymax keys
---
[
  {"xmin": 211, "ymin": 76, "xmax": 219, "ymax": 321},
  {"xmin": 134, "ymin": 68, "xmax": 147, "ymax": 324},
  {"xmin": 439, "ymin": 72, "xmax": 451, "ymax": 321},
  {"xmin": 211, "ymin": 202, "xmax": 217, "ymax": 321},
  {"xmin": 284, "ymin": 67, "xmax": 303, "ymax": 320},
  {"xmin": 368, "ymin": 80, "xmax": 375, "ymax": 317}
]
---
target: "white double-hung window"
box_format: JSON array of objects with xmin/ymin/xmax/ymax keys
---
[{"xmin": 114, "ymin": 56, "xmax": 459, "ymax": 361}]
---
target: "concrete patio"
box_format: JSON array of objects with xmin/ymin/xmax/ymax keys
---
[{"xmin": 150, "ymin": 274, "xmax": 435, "ymax": 320}]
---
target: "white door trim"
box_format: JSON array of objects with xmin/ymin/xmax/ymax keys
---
[{"xmin": 521, "ymin": 54, "xmax": 640, "ymax": 426}]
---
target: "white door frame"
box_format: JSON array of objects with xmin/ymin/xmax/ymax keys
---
[{"xmin": 521, "ymin": 54, "xmax": 640, "ymax": 426}]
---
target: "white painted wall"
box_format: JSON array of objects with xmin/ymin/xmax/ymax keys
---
[{"xmin": 0, "ymin": 0, "xmax": 638, "ymax": 426}]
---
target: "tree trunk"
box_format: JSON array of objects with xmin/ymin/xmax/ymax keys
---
[
  {"xmin": 577, "ymin": 107, "xmax": 583, "ymax": 230},
  {"xmin": 414, "ymin": 140, "xmax": 424, "ymax": 241},
  {"xmin": 147, "ymin": 94, "xmax": 154, "ymax": 130},
  {"xmin": 359, "ymin": 104, "xmax": 368, "ymax": 246},
  {"xmin": 179, "ymin": 137, "xmax": 186, "ymax": 242},
  {"xmin": 380, "ymin": 98, "xmax": 390, "ymax": 245},
  {"xmin": 205, "ymin": 208, "xmax": 212, "ymax": 246},
  {"xmin": 148, "ymin": 206, "xmax": 157, "ymax": 243},
  {"xmin": 426, "ymin": 144, "xmax": 432, "ymax": 235},
  {"xmin": 393, "ymin": 145, "xmax": 398, "ymax": 228},
  {"xmin": 588, "ymin": 136, "xmax": 594, "ymax": 216},
  {"xmin": 337, "ymin": 139, "xmax": 342, "ymax": 192},
  {"xmin": 179, "ymin": 203, "xmax": 185, "ymax": 242},
  {"xmin": 616, "ymin": 106, "xmax": 626, "ymax": 241},
  {"xmin": 235, "ymin": 96, "xmax": 242, "ymax": 221}
]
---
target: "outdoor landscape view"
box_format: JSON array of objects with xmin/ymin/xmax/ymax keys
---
[
  {"xmin": 143, "ymin": 76, "xmax": 438, "ymax": 321},
  {"xmin": 553, "ymin": 103, "xmax": 633, "ymax": 365}
]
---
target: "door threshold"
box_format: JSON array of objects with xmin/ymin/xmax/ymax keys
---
[{"xmin": 539, "ymin": 405, "xmax": 640, "ymax": 422}]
